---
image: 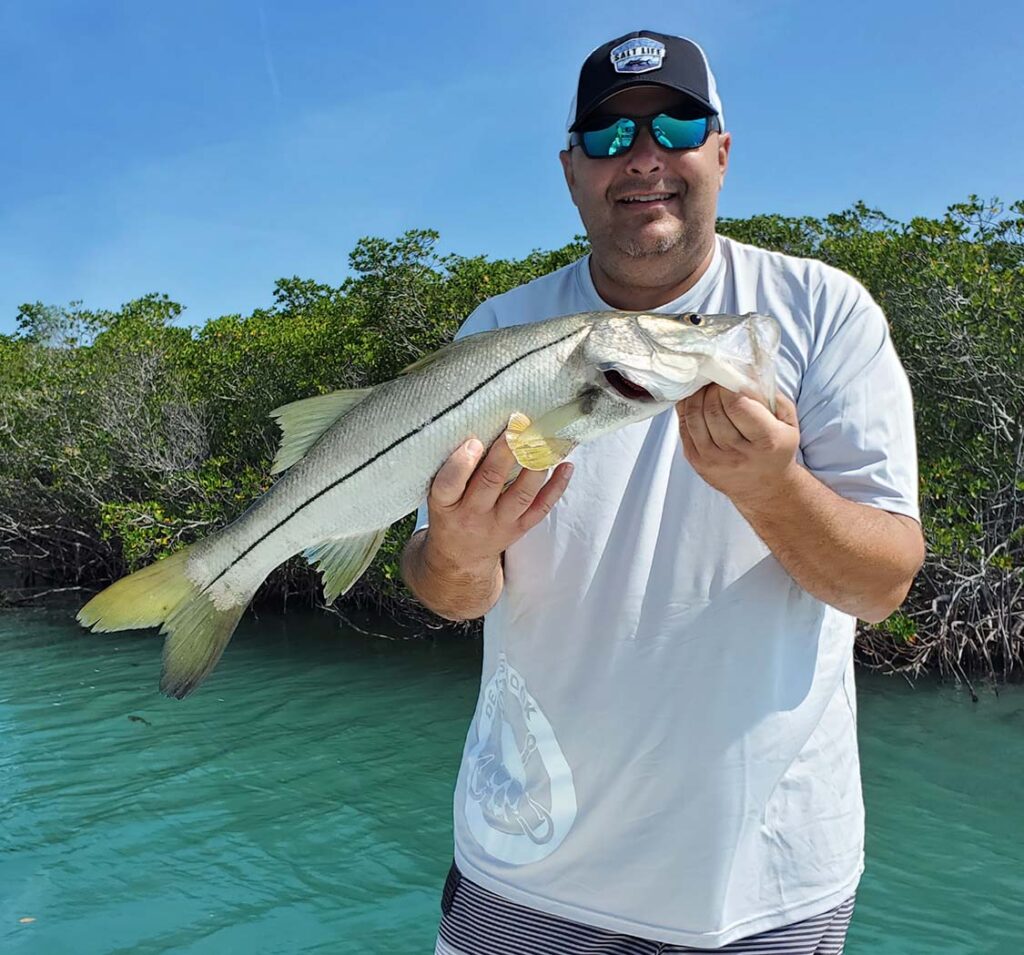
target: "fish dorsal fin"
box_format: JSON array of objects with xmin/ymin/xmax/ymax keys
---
[
  {"xmin": 304, "ymin": 528, "xmax": 389, "ymax": 604},
  {"xmin": 399, "ymin": 326, "xmax": 506, "ymax": 376},
  {"xmin": 268, "ymin": 388, "xmax": 374, "ymax": 474},
  {"xmin": 399, "ymin": 346, "xmax": 452, "ymax": 376},
  {"xmin": 399, "ymin": 339, "xmax": 470, "ymax": 376},
  {"xmin": 504, "ymin": 402, "xmax": 584, "ymax": 471}
]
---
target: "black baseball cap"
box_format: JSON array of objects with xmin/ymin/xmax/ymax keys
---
[{"xmin": 566, "ymin": 31, "xmax": 725, "ymax": 136}]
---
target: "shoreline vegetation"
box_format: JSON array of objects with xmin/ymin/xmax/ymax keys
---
[{"xmin": 2, "ymin": 198, "xmax": 1022, "ymax": 687}]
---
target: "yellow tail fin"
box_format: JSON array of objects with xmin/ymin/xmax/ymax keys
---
[
  {"xmin": 78, "ymin": 550, "xmax": 196, "ymax": 632},
  {"xmin": 159, "ymin": 594, "xmax": 249, "ymax": 700},
  {"xmin": 77, "ymin": 548, "xmax": 254, "ymax": 699}
]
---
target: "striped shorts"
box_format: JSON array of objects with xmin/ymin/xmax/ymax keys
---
[{"xmin": 435, "ymin": 863, "xmax": 855, "ymax": 955}]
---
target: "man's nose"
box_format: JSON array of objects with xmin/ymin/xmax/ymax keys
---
[{"xmin": 626, "ymin": 125, "xmax": 665, "ymax": 175}]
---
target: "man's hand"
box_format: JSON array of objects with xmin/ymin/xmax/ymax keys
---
[
  {"xmin": 678, "ymin": 383, "xmax": 924, "ymax": 621},
  {"xmin": 677, "ymin": 385, "xmax": 801, "ymax": 505},
  {"xmin": 401, "ymin": 435, "xmax": 572, "ymax": 621},
  {"xmin": 427, "ymin": 436, "xmax": 573, "ymax": 565}
]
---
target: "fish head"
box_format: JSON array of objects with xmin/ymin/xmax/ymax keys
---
[{"xmin": 582, "ymin": 311, "xmax": 781, "ymax": 410}]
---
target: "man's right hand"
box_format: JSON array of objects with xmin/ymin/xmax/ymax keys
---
[
  {"xmin": 400, "ymin": 435, "xmax": 573, "ymax": 620},
  {"xmin": 427, "ymin": 436, "xmax": 574, "ymax": 564}
]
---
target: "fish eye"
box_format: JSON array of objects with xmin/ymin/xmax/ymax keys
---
[{"xmin": 686, "ymin": 314, "xmax": 704, "ymax": 326}]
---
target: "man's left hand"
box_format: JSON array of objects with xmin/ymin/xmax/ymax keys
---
[{"xmin": 677, "ymin": 385, "xmax": 801, "ymax": 505}]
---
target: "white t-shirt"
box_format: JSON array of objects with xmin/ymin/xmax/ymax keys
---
[{"xmin": 416, "ymin": 234, "xmax": 919, "ymax": 947}]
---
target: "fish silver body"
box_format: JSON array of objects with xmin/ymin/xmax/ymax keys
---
[{"xmin": 78, "ymin": 309, "xmax": 780, "ymax": 697}]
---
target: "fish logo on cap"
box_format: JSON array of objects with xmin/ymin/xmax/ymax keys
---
[{"xmin": 610, "ymin": 36, "xmax": 666, "ymax": 74}]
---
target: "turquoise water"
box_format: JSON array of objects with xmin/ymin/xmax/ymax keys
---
[{"xmin": 1, "ymin": 608, "xmax": 1021, "ymax": 954}]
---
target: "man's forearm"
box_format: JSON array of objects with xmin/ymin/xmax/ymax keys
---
[
  {"xmin": 732, "ymin": 464, "xmax": 924, "ymax": 623},
  {"xmin": 400, "ymin": 529, "xmax": 504, "ymax": 621}
]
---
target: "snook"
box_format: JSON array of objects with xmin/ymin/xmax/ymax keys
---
[{"xmin": 78, "ymin": 310, "xmax": 780, "ymax": 698}]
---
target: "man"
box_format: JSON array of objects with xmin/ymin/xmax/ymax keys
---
[{"xmin": 402, "ymin": 29, "xmax": 924, "ymax": 954}]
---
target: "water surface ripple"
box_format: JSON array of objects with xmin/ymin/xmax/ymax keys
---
[{"xmin": 1, "ymin": 608, "xmax": 1020, "ymax": 954}]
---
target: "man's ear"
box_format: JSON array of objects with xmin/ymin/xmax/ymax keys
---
[
  {"xmin": 559, "ymin": 149, "xmax": 577, "ymax": 205},
  {"xmin": 717, "ymin": 132, "xmax": 731, "ymax": 188}
]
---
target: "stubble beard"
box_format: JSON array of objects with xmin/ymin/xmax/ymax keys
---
[
  {"xmin": 595, "ymin": 217, "xmax": 710, "ymax": 290},
  {"xmin": 616, "ymin": 229, "xmax": 685, "ymax": 259}
]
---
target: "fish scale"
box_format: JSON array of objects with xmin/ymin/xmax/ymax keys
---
[
  {"xmin": 77, "ymin": 309, "xmax": 780, "ymax": 697},
  {"xmin": 197, "ymin": 319, "xmax": 592, "ymax": 600}
]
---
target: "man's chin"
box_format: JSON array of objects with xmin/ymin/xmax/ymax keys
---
[{"xmin": 615, "ymin": 227, "xmax": 685, "ymax": 259}]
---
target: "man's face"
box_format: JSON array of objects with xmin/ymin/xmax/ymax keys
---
[{"xmin": 559, "ymin": 86, "xmax": 730, "ymax": 282}]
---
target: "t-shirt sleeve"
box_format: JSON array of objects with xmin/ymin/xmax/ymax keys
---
[
  {"xmin": 796, "ymin": 300, "xmax": 920, "ymax": 522},
  {"xmin": 413, "ymin": 301, "xmax": 501, "ymax": 534}
]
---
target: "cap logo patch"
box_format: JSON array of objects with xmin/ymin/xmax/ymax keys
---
[{"xmin": 610, "ymin": 37, "xmax": 666, "ymax": 74}]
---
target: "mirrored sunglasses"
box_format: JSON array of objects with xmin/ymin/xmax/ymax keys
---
[{"xmin": 570, "ymin": 110, "xmax": 719, "ymax": 159}]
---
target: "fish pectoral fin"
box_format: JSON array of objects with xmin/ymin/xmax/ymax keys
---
[
  {"xmin": 504, "ymin": 406, "xmax": 581, "ymax": 471},
  {"xmin": 304, "ymin": 528, "xmax": 389, "ymax": 605},
  {"xmin": 269, "ymin": 388, "xmax": 375, "ymax": 474}
]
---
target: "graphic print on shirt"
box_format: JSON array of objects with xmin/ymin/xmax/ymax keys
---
[{"xmin": 464, "ymin": 653, "xmax": 577, "ymax": 864}]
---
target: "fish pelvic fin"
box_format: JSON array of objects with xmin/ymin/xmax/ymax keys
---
[
  {"xmin": 304, "ymin": 528, "xmax": 389, "ymax": 605},
  {"xmin": 269, "ymin": 388, "xmax": 375, "ymax": 474},
  {"xmin": 77, "ymin": 546, "xmax": 259, "ymax": 700}
]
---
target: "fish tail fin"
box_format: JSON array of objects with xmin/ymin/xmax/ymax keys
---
[
  {"xmin": 77, "ymin": 545, "xmax": 260, "ymax": 699},
  {"xmin": 77, "ymin": 548, "xmax": 197, "ymax": 633},
  {"xmin": 159, "ymin": 592, "xmax": 252, "ymax": 700}
]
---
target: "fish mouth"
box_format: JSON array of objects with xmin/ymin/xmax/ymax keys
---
[{"xmin": 603, "ymin": 369, "xmax": 656, "ymax": 401}]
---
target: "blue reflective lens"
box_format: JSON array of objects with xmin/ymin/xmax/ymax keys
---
[
  {"xmin": 651, "ymin": 115, "xmax": 710, "ymax": 150},
  {"xmin": 581, "ymin": 118, "xmax": 637, "ymax": 157},
  {"xmin": 576, "ymin": 113, "xmax": 713, "ymax": 158}
]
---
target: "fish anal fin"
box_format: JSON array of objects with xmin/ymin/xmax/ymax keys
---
[
  {"xmin": 304, "ymin": 528, "xmax": 389, "ymax": 605},
  {"xmin": 269, "ymin": 388, "xmax": 374, "ymax": 474}
]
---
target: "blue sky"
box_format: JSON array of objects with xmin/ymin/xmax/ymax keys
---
[{"xmin": 1, "ymin": 0, "xmax": 1021, "ymax": 334}]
